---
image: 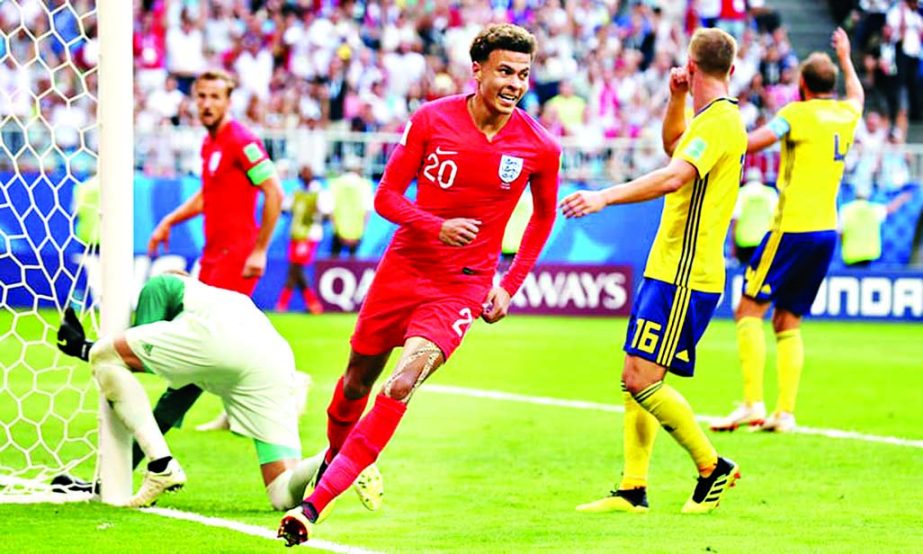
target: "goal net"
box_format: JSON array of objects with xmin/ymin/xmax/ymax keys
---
[{"xmin": 0, "ymin": 0, "xmax": 132, "ymax": 503}]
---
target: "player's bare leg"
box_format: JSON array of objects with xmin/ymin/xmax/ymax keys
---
[
  {"xmin": 322, "ymin": 350, "xmax": 392, "ymax": 470},
  {"xmin": 279, "ymin": 338, "xmax": 444, "ymax": 546},
  {"xmin": 262, "ymin": 452, "xmax": 325, "ymax": 511}
]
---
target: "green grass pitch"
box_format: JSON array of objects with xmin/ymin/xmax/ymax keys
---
[{"xmin": 1, "ymin": 311, "xmax": 921, "ymax": 553}]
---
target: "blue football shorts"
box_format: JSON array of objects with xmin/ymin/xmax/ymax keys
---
[
  {"xmin": 743, "ymin": 229, "xmax": 837, "ymax": 316},
  {"xmin": 623, "ymin": 277, "xmax": 720, "ymax": 377}
]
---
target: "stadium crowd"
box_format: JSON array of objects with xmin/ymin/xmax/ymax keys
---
[{"xmin": 0, "ymin": 1, "xmax": 920, "ymax": 196}]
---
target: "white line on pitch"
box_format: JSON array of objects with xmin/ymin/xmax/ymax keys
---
[
  {"xmin": 425, "ymin": 384, "xmax": 923, "ymax": 450},
  {"xmin": 143, "ymin": 507, "xmax": 384, "ymax": 553}
]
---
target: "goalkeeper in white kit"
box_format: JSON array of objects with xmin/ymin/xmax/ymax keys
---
[{"xmin": 57, "ymin": 272, "xmax": 381, "ymax": 510}]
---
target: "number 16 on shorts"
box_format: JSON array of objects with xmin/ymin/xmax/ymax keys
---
[{"xmin": 629, "ymin": 318, "xmax": 662, "ymax": 355}]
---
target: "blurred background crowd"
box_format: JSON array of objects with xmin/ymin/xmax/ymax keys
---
[{"xmin": 1, "ymin": 0, "xmax": 922, "ymax": 266}]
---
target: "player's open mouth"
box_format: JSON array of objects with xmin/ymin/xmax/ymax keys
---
[{"xmin": 498, "ymin": 93, "xmax": 518, "ymax": 106}]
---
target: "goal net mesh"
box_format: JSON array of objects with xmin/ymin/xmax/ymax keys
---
[{"xmin": 0, "ymin": 0, "xmax": 101, "ymax": 500}]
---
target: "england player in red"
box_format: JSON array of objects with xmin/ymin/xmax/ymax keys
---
[
  {"xmin": 278, "ymin": 24, "xmax": 560, "ymax": 546},
  {"xmin": 141, "ymin": 69, "xmax": 284, "ymax": 456},
  {"xmin": 148, "ymin": 69, "xmax": 283, "ymax": 295}
]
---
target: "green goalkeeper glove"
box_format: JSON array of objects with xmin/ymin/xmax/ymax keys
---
[{"xmin": 57, "ymin": 307, "xmax": 93, "ymax": 362}]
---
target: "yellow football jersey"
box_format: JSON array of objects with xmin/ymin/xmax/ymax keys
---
[
  {"xmin": 772, "ymin": 99, "xmax": 861, "ymax": 232},
  {"xmin": 644, "ymin": 98, "xmax": 747, "ymax": 294}
]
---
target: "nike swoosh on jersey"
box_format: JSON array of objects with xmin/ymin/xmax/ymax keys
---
[{"xmin": 435, "ymin": 146, "xmax": 458, "ymax": 155}]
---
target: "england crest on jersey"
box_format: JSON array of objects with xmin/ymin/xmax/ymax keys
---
[
  {"xmin": 499, "ymin": 155, "xmax": 523, "ymax": 185},
  {"xmin": 208, "ymin": 151, "xmax": 222, "ymax": 174}
]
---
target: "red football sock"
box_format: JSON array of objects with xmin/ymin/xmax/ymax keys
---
[
  {"xmin": 302, "ymin": 287, "xmax": 320, "ymax": 305},
  {"xmin": 326, "ymin": 376, "xmax": 370, "ymax": 462},
  {"xmin": 276, "ymin": 287, "xmax": 293, "ymax": 310},
  {"xmin": 308, "ymin": 394, "xmax": 406, "ymax": 514}
]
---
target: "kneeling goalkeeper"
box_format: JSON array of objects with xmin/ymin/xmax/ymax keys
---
[{"xmin": 57, "ymin": 272, "xmax": 377, "ymax": 510}]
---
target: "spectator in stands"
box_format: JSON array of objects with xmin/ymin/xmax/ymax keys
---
[
  {"xmin": 329, "ymin": 156, "xmax": 373, "ymax": 258},
  {"xmin": 276, "ymin": 166, "xmax": 328, "ymax": 314},
  {"xmin": 854, "ymin": 0, "xmax": 893, "ymax": 52},
  {"xmin": 839, "ymin": 190, "xmax": 912, "ymax": 268},
  {"xmin": 749, "ymin": 0, "xmax": 781, "ymax": 34},
  {"xmin": 876, "ymin": 25, "xmax": 902, "ymax": 122},
  {"xmin": 731, "ymin": 168, "xmax": 778, "ymax": 265},
  {"xmin": 234, "ymin": 33, "xmax": 274, "ymax": 102},
  {"xmin": 146, "ymin": 75, "xmax": 185, "ymax": 126},
  {"xmin": 546, "ymin": 80, "xmax": 587, "ymax": 136},
  {"xmin": 73, "ymin": 174, "xmax": 100, "ymax": 253},
  {"xmin": 885, "ymin": 0, "xmax": 923, "ymax": 121},
  {"xmin": 879, "ymin": 127, "xmax": 914, "ymax": 191},
  {"xmin": 134, "ymin": 10, "xmax": 167, "ymax": 93},
  {"xmin": 697, "ymin": 0, "xmax": 722, "ymax": 28},
  {"xmin": 166, "ymin": 9, "xmax": 206, "ymax": 95},
  {"xmin": 717, "ymin": 0, "xmax": 748, "ymax": 40}
]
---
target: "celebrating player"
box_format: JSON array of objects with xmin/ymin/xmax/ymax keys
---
[
  {"xmin": 143, "ymin": 69, "xmax": 285, "ymax": 443},
  {"xmin": 711, "ymin": 28, "xmax": 863, "ymax": 433},
  {"xmin": 56, "ymin": 273, "xmax": 378, "ymax": 510},
  {"xmin": 561, "ymin": 28, "xmax": 745, "ymax": 514},
  {"xmin": 278, "ymin": 23, "xmax": 561, "ymax": 546}
]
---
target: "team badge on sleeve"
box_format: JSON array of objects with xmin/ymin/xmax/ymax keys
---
[
  {"xmin": 243, "ymin": 143, "xmax": 263, "ymax": 163},
  {"xmin": 683, "ymin": 138, "xmax": 707, "ymax": 161},
  {"xmin": 499, "ymin": 155, "xmax": 523, "ymax": 185}
]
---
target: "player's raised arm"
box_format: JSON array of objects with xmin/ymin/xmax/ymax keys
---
[
  {"xmin": 374, "ymin": 114, "xmax": 446, "ymax": 237},
  {"xmin": 662, "ymin": 67, "xmax": 690, "ymax": 156},
  {"xmin": 833, "ymin": 27, "xmax": 864, "ymax": 112}
]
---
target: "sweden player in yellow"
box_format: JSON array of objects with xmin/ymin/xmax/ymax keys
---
[
  {"xmin": 712, "ymin": 28, "xmax": 863, "ymax": 434},
  {"xmin": 561, "ymin": 28, "xmax": 745, "ymax": 514}
]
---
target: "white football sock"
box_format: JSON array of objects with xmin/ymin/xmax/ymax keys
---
[
  {"xmin": 89, "ymin": 339, "xmax": 171, "ymax": 462},
  {"xmin": 265, "ymin": 450, "xmax": 325, "ymax": 511}
]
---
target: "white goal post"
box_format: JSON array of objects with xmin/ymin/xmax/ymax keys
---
[
  {"xmin": 0, "ymin": 0, "xmax": 133, "ymax": 504},
  {"xmin": 95, "ymin": 0, "xmax": 134, "ymax": 505}
]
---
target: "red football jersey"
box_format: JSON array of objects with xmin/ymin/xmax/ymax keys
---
[
  {"xmin": 375, "ymin": 94, "xmax": 561, "ymax": 295},
  {"xmin": 199, "ymin": 119, "xmax": 273, "ymax": 252}
]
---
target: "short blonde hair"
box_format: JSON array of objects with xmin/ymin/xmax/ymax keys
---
[
  {"xmin": 799, "ymin": 52, "xmax": 838, "ymax": 94},
  {"xmin": 688, "ymin": 28, "xmax": 737, "ymax": 77},
  {"xmin": 194, "ymin": 69, "xmax": 237, "ymax": 97}
]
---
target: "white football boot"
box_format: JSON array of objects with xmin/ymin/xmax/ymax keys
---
[
  {"xmin": 709, "ymin": 402, "xmax": 766, "ymax": 432},
  {"xmin": 127, "ymin": 458, "xmax": 187, "ymax": 507}
]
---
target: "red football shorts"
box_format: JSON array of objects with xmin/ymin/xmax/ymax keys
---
[
  {"xmin": 351, "ymin": 262, "xmax": 488, "ymax": 360},
  {"xmin": 288, "ymin": 239, "xmax": 318, "ymax": 265},
  {"xmin": 199, "ymin": 245, "xmax": 258, "ymax": 297}
]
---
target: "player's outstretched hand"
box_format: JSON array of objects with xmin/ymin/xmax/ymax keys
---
[
  {"xmin": 242, "ymin": 249, "xmax": 267, "ymax": 278},
  {"xmin": 560, "ymin": 190, "xmax": 606, "ymax": 218},
  {"xmin": 57, "ymin": 307, "xmax": 92, "ymax": 361},
  {"xmin": 481, "ymin": 286, "xmax": 511, "ymax": 324},
  {"xmin": 832, "ymin": 27, "xmax": 851, "ymax": 62},
  {"xmin": 669, "ymin": 67, "xmax": 689, "ymax": 96},
  {"xmin": 439, "ymin": 218, "xmax": 481, "ymax": 247},
  {"xmin": 148, "ymin": 222, "xmax": 171, "ymax": 256}
]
